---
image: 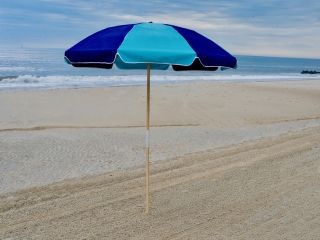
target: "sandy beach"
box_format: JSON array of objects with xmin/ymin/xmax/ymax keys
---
[{"xmin": 1, "ymin": 79, "xmax": 320, "ymax": 239}]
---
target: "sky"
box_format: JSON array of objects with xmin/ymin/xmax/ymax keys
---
[{"xmin": 0, "ymin": 0, "xmax": 319, "ymax": 58}]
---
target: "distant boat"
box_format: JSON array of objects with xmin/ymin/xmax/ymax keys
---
[{"xmin": 301, "ymin": 70, "xmax": 320, "ymax": 74}]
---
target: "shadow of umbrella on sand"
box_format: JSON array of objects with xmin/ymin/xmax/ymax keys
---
[{"xmin": 64, "ymin": 22, "xmax": 237, "ymax": 214}]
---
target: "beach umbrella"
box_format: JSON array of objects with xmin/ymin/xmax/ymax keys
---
[{"xmin": 64, "ymin": 22, "xmax": 237, "ymax": 213}]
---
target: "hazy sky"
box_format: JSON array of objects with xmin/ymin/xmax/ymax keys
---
[{"xmin": 1, "ymin": 0, "xmax": 319, "ymax": 58}]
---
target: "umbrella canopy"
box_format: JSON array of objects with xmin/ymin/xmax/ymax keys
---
[
  {"xmin": 65, "ymin": 22, "xmax": 237, "ymax": 71},
  {"xmin": 65, "ymin": 22, "xmax": 237, "ymax": 214}
]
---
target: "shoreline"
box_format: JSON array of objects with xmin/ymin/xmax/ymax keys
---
[{"xmin": 0, "ymin": 76, "xmax": 320, "ymax": 92}]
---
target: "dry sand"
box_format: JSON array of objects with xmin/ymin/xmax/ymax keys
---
[
  {"xmin": 1, "ymin": 80, "xmax": 320, "ymax": 130},
  {"xmin": 1, "ymin": 80, "xmax": 320, "ymax": 239},
  {"xmin": 1, "ymin": 126, "xmax": 320, "ymax": 239}
]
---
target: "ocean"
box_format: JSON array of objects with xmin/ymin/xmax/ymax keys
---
[{"xmin": 0, "ymin": 47, "xmax": 319, "ymax": 90}]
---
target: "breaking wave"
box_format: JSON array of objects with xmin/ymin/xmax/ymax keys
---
[{"xmin": 0, "ymin": 74, "xmax": 319, "ymax": 90}]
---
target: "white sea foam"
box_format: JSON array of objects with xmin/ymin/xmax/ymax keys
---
[
  {"xmin": 0, "ymin": 66, "xmax": 36, "ymax": 72},
  {"xmin": 0, "ymin": 74, "xmax": 319, "ymax": 90}
]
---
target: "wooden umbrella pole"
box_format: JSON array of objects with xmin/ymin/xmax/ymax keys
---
[{"xmin": 145, "ymin": 63, "xmax": 151, "ymax": 214}]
